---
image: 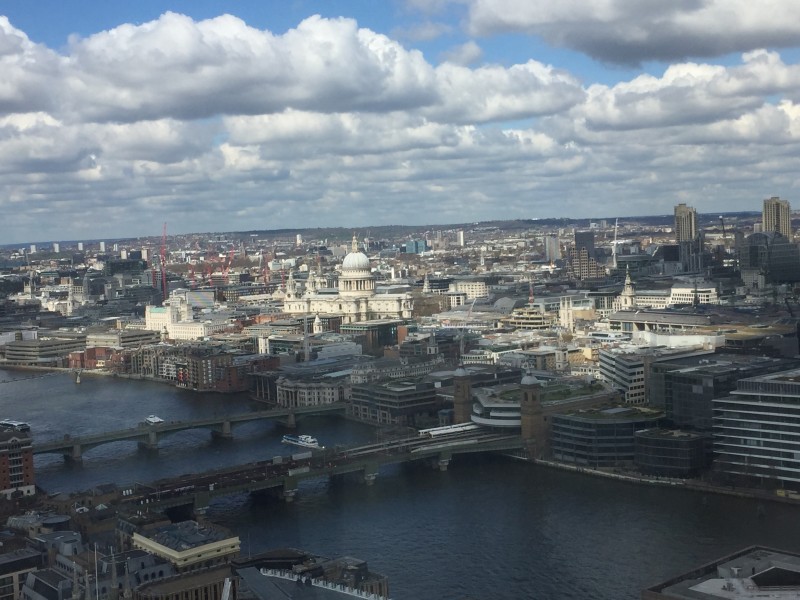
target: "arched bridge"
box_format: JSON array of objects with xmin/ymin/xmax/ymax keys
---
[{"xmin": 33, "ymin": 403, "xmax": 346, "ymax": 461}]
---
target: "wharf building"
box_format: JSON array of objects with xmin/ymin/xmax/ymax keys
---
[
  {"xmin": 283, "ymin": 236, "xmax": 413, "ymax": 324},
  {"xmin": 634, "ymin": 429, "xmax": 709, "ymax": 478},
  {"xmin": 3, "ymin": 332, "xmax": 87, "ymax": 367},
  {"xmin": 349, "ymin": 379, "xmax": 440, "ymax": 426},
  {"xmin": 274, "ymin": 373, "xmax": 351, "ymax": 408},
  {"xmin": 550, "ymin": 406, "xmax": 663, "ymax": 468},
  {"xmin": 713, "ymin": 368, "xmax": 800, "ymax": 490}
]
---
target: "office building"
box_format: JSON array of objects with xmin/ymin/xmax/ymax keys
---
[
  {"xmin": 673, "ymin": 203, "xmax": 697, "ymax": 242},
  {"xmin": 713, "ymin": 368, "xmax": 800, "ymax": 490},
  {"xmin": 574, "ymin": 230, "xmax": 595, "ymax": 256},
  {"xmin": 405, "ymin": 239, "xmax": 427, "ymax": 254},
  {"xmin": 739, "ymin": 231, "xmax": 800, "ymax": 285},
  {"xmin": 52, "ymin": 243, "xmax": 59, "ymax": 253},
  {"xmin": 132, "ymin": 521, "xmax": 240, "ymax": 573},
  {"xmin": 635, "ymin": 429, "xmax": 709, "ymax": 478},
  {"xmin": 763, "ymin": 196, "xmax": 792, "ymax": 239},
  {"xmin": 649, "ymin": 354, "xmax": 800, "ymax": 431},
  {"xmin": 550, "ymin": 406, "xmax": 663, "ymax": 467},
  {"xmin": 544, "ymin": 234, "xmax": 561, "ymax": 262},
  {"xmin": 457, "ymin": 230, "xmax": 465, "ymax": 247}
]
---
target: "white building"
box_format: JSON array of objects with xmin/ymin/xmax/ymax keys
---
[
  {"xmin": 144, "ymin": 296, "xmax": 231, "ymax": 340},
  {"xmin": 283, "ymin": 236, "xmax": 413, "ymax": 324}
]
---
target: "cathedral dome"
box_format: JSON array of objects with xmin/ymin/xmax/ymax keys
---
[{"xmin": 342, "ymin": 251, "xmax": 370, "ymax": 271}]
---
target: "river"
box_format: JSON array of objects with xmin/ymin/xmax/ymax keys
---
[{"xmin": 3, "ymin": 368, "xmax": 800, "ymax": 599}]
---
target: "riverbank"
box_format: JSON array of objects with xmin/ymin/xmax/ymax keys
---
[{"xmin": 532, "ymin": 458, "xmax": 800, "ymax": 508}]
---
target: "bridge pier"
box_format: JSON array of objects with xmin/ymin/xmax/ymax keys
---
[
  {"xmin": 65, "ymin": 444, "xmax": 82, "ymax": 462},
  {"xmin": 138, "ymin": 430, "xmax": 159, "ymax": 452},
  {"xmin": 435, "ymin": 452, "xmax": 452, "ymax": 472},
  {"xmin": 285, "ymin": 412, "xmax": 297, "ymax": 429},
  {"xmin": 283, "ymin": 476, "xmax": 299, "ymax": 502},
  {"xmin": 211, "ymin": 420, "xmax": 233, "ymax": 440},
  {"xmin": 363, "ymin": 463, "xmax": 379, "ymax": 486},
  {"xmin": 194, "ymin": 491, "xmax": 211, "ymax": 515}
]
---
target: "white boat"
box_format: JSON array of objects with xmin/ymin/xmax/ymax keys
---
[
  {"xmin": 282, "ymin": 434, "xmax": 322, "ymax": 449},
  {"xmin": 145, "ymin": 415, "xmax": 165, "ymax": 425}
]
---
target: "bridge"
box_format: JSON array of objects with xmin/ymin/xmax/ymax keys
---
[
  {"xmin": 117, "ymin": 430, "xmax": 526, "ymax": 513},
  {"xmin": 33, "ymin": 403, "xmax": 346, "ymax": 461}
]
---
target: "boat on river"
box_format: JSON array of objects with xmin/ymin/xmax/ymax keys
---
[{"xmin": 281, "ymin": 434, "xmax": 322, "ymax": 449}]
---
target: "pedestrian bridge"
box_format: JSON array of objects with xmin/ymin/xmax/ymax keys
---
[{"xmin": 33, "ymin": 403, "xmax": 346, "ymax": 461}]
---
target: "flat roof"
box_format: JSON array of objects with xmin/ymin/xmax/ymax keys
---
[{"xmin": 648, "ymin": 546, "xmax": 800, "ymax": 599}]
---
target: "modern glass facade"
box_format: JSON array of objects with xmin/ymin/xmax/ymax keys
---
[
  {"xmin": 551, "ymin": 408, "xmax": 662, "ymax": 467},
  {"xmin": 713, "ymin": 370, "xmax": 800, "ymax": 489}
]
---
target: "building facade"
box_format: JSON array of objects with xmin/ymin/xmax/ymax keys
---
[
  {"xmin": 763, "ymin": 196, "xmax": 792, "ymax": 239},
  {"xmin": 713, "ymin": 369, "xmax": 800, "ymax": 490},
  {"xmin": 284, "ymin": 237, "xmax": 413, "ymax": 324},
  {"xmin": 674, "ymin": 203, "xmax": 698, "ymax": 242}
]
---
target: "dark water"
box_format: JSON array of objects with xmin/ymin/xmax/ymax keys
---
[{"xmin": 4, "ymin": 369, "xmax": 800, "ymax": 600}]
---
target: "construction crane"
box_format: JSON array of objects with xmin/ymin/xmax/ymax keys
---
[{"xmin": 160, "ymin": 222, "xmax": 168, "ymax": 298}]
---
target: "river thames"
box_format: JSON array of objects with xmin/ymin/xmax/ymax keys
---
[{"xmin": 3, "ymin": 368, "xmax": 800, "ymax": 599}]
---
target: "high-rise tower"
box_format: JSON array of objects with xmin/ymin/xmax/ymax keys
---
[
  {"xmin": 763, "ymin": 196, "xmax": 792, "ymax": 239},
  {"xmin": 674, "ymin": 203, "xmax": 697, "ymax": 242}
]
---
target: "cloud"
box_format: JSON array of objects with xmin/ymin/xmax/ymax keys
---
[
  {"xmin": 2, "ymin": 12, "xmax": 800, "ymax": 241},
  {"xmin": 392, "ymin": 21, "xmax": 453, "ymax": 42},
  {"xmin": 440, "ymin": 40, "xmax": 483, "ymax": 66},
  {"xmin": 465, "ymin": 0, "xmax": 800, "ymax": 64},
  {"xmin": 572, "ymin": 50, "xmax": 800, "ymax": 131}
]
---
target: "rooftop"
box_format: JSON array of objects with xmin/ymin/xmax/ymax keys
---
[
  {"xmin": 145, "ymin": 521, "xmax": 233, "ymax": 551},
  {"xmin": 648, "ymin": 546, "xmax": 800, "ymax": 599}
]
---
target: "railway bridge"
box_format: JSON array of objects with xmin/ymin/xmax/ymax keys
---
[
  {"xmin": 118, "ymin": 430, "xmax": 526, "ymax": 514},
  {"xmin": 33, "ymin": 403, "xmax": 346, "ymax": 461}
]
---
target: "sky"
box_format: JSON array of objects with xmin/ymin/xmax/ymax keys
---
[{"xmin": 3, "ymin": 1, "xmax": 800, "ymax": 244}]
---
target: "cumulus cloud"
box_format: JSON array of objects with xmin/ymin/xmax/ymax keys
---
[
  {"xmin": 465, "ymin": 0, "xmax": 800, "ymax": 64},
  {"xmin": 440, "ymin": 40, "xmax": 483, "ymax": 66},
  {"xmin": 572, "ymin": 50, "xmax": 800, "ymax": 130},
  {"xmin": 2, "ymin": 11, "xmax": 800, "ymax": 241}
]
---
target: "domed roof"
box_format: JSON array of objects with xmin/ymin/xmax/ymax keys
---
[
  {"xmin": 342, "ymin": 233, "xmax": 370, "ymax": 271},
  {"xmin": 521, "ymin": 371, "xmax": 539, "ymax": 386},
  {"xmin": 342, "ymin": 251, "xmax": 370, "ymax": 271},
  {"xmin": 454, "ymin": 366, "xmax": 469, "ymax": 378}
]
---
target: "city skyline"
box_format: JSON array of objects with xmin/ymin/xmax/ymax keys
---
[{"xmin": 3, "ymin": 2, "xmax": 800, "ymax": 243}]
